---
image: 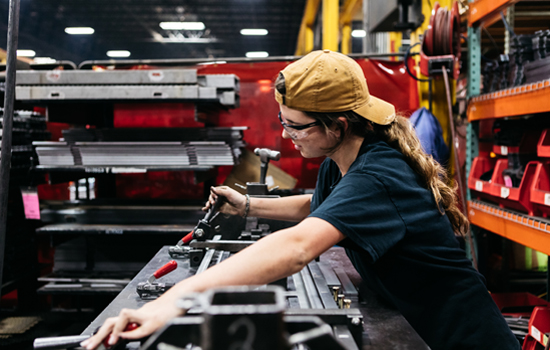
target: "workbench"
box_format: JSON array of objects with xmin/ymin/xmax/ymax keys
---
[{"xmin": 81, "ymin": 245, "xmax": 429, "ymax": 349}]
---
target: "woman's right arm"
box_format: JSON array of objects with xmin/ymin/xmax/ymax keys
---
[{"xmin": 204, "ymin": 186, "xmax": 312, "ymax": 222}]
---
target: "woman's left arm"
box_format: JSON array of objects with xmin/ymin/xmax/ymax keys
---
[{"xmin": 82, "ymin": 217, "xmax": 345, "ymax": 350}]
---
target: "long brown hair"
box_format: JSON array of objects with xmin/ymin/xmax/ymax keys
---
[{"xmin": 275, "ymin": 73, "xmax": 468, "ymax": 235}]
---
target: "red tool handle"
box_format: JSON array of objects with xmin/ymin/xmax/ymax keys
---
[
  {"xmin": 153, "ymin": 260, "xmax": 178, "ymax": 279},
  {"xmin": 101, "ymin": 322, "xmax": 139, "ymax": 348},
  {"xmin": 181, "ymin": 231, "xmax": 193, "ymax": 244}
]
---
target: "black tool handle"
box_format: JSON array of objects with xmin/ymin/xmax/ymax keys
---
[{"xmin": 203, "ymin": 195, "xmax": 225, "ymax": 223}]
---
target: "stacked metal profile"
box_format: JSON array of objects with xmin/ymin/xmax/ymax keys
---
[
  {"xmin": 33, "ymin": 127, "xmax": 245, "ymax": 169},
  {"xmin": 525, "ymin": 30, "xmax": 550, "ymax": 84},
  {"xmin": 0, "ymin": 109, "xmax": 50, "ymax": 170},
  {"xmin": 15, "ymin": 69, "xmax": 239, "ymax": 107},
  {"xmin": 482, "ymin": 31, "xmax": 550, "ymax": 93}
]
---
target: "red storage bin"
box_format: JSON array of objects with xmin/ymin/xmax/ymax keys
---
[
  {"xmin": 522, "ymin": 306, "xmax": 550, "ymax": 350},
  {"xmin": 494, "ymin": 129, "xmax": 540, "ymax": 156},
  {"xmin": 491, "ymin": 292, "xmax": 550, "ymax": 318},
  {"xmin": 468, "ymin": 157, "xmax": 538, "ymax": 215},
  {"xmin": 530, "ymin": 161, "xmax": 550, "ymax": 217},
  {"xmin": 537, "ymin": 129, "xmax": 550, "ymax": 158},
  {"xmin": 490, "ymin": 159, "xmax": 538, "ymax": 215},
  {"xmin": 468, "ymin": 156, "xmax": 497, "ymax": 202}
]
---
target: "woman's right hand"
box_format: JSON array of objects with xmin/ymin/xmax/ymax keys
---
[
  {"xmin": 80, "ymin": 296, "xmax": 182, "ymax": 350},
  {"xmin": 202, "ymin": 186, "xmax": 247, "ymax": 217}
]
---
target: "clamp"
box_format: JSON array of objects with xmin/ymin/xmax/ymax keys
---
[
  {"xmin": 169, "ymin": 195, "xmax": 225, "ymax": 258},
  {"xmin": 136, "ymin": 260, "xmax": 177, "ymax": 299}
]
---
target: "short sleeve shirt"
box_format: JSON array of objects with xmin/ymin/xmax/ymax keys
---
[{"xmin": 309, "ymin": 134, "xmax": 520, "ymax": 350}]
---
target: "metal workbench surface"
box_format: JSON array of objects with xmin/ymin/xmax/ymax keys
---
[{"xmin": 82, "ymin": 246, "xmax": 429, "ymax": 349}]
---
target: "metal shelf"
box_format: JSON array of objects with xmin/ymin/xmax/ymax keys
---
[
  {"xmin": 468, "ymin": 200, "xmax": 550, "ymax": 255},
  {"xmin": 36, "ymin": 223, "xmax": 195, "ymax": 236},
  {"xmin": 468, "ymin": 0, "xmax": 521, "ymax": 27},
  {"xmin": 33, "ymin": 165, "xmax": 214, "ymax": 173},
  {"xmin": 467, "ymin": 80, "xmax": 550, "ymax": 121}
]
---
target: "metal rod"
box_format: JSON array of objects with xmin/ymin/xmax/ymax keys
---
[
  {"xmin": 307, "ymin": 263, "xmax": 338, "ymax": 309},
  {"xmin": 300, "ymin": 268, "xmax": 324, "ymax": 309},
  {"xmin": 442, "ymin": 68, "xmax": 478, "ymax": 270},
  {"xmin": 332, "ymin": 268, "xmax": 358, "ymax": 298},
  {"xmin": 291, "ymin": 272, "xmax": 311, "ymax": 309},
  {"xmin": 317, "ymin": 261, "xmax": 341, "ymax": 288},
  {"xmin": 195, "ymin": 235, "xmax": 221, "ymax": 274},
  {"xmin": 77, "ymin": 52, "xmax": 405, "ymax": 69},
  {"xmin": 196, "ymin": 248, "xmax": 216, "ymax": 275},
  {"xmin": 0, "ymin": 0, "xmax": 20, "ymax": 296}
]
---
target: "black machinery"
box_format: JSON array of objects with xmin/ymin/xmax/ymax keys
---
[{"xmin": 32, "ymin": 147, "xmax": 395, "ymax": 350}]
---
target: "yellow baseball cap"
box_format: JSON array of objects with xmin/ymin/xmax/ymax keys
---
[{"xmin": 275, "ymin": 50, "xmax": 396, "ymax": 125}]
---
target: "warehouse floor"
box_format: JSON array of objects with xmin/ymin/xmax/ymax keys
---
[{"xmin": 0, "ymin": 310, "xmax": 96, "ymax": 350}]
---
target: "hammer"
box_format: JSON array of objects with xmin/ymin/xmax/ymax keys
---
[{"xmin": 254, "ymin": 148, "xmax": 281, "ymax": 185}]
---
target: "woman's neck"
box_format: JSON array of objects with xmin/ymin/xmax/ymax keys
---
[{"xmin": 329, "ymin": 135, "xmax": 364, "ymax": 176}]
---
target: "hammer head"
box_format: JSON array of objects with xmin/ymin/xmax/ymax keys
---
[{"xmin": 254, "ymin": 148, "xmax": 281, "ymax": 163}]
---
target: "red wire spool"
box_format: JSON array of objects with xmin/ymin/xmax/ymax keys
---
[
  {"xmin": 420, "ymin": 1, "xmax": 461, "ymax": 79},
  {"xmin": 423, "ymin": 1, "xmax": 460, "ymax": 58},
  {"xmin": 449, "ymin": 1, "xmax": 461, "ymax": 58},
  {"xmin": 424, "ymin": 2, "xmax": 439, "ymax": 56}
]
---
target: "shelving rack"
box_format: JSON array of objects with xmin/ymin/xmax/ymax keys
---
[
  {"xmin": 466, "ymin": 0, "xmax": 550, "ymax": 298},
  {"xmin": 14, "ymin": 67, "xmax": 244, "ymax": 297}
]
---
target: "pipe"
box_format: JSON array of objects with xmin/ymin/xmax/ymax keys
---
[
  {"xmin": 442, "ymin": 68, "xmax": 478, "ymax": 270},
  {"xmin": 0, "ymin": 0, "xmax": 20, "ymax": 295},
  {"xmin": 322, "ymin": 0, "xmax": 339, "ymax": 51}
]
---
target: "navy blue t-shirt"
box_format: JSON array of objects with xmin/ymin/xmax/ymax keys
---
[{"xmin": 309, "ymin": 134, "xmax": 519, "ymax": 350}]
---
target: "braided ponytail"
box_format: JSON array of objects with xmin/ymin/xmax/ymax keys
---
[
  {"xmin": 373, "ymin": 115, "xmax": 469, "ymax": 235},
  {"xmin": 302, "ymin": 109, "xmax": 469, "ymax": 236}
]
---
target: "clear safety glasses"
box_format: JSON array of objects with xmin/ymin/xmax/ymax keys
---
[{"xmin": 278, "ymin": 112, "xmax": 322, "ymax": 140}]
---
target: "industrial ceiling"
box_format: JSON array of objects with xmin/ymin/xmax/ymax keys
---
[
  {"xmin": 0, "ymin": 1, "xmax": 549, "ymax": 67},
  {"xmin": 0, "ymin": 0, "xmax": 307, "ymax": 65}
]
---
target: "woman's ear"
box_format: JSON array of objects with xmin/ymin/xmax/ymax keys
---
[
  {"xmin": 328, "ymin": 116, "xmax": 348, "ymax": 138},
  {"xmin": 338, "ymin": 116, "xmax": 348, "ymax": 131}
]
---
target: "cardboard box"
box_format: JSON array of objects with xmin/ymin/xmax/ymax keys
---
[{"xmin": 224, "ymin": 148, "xmax": 297, "ymax": 194}]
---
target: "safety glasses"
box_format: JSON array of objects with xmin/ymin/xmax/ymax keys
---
[{"xmin": 278, "ymin": 112, "xmax": 322, "ymax": 140}]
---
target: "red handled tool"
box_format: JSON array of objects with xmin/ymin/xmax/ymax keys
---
[
  {"xmin": 136, "ymin": 260, "xmax": 177, "ymax": 299},
  {"xmin": 169, "ymin": 195, "xmax": 226, "ymax": 258},
  {"xmin": 100, "ymin": 322, "xmax": 139, "ymax": 349}
]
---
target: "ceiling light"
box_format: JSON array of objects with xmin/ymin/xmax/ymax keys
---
[
  {"xmin": 17, "ymin": 50, "xmax": 36, "ymax": 57},
  {"xmin": 156, "ymin": 37, "xmax": 218, "ymax": 43},
  {"xmin": 240, "ymin": 29, "xmax": 268, "ymax": 36},
  {"xmin": 33, "ymin": 57, "xmax": 57, "ymax": 64},
  {"xmin": 351, "ymin": 30, "xmax": 366, "ymax": 38},
  {"xmin": 65, "ymin": 27, "xmax": 95, "ymax": 35},
  {"xmin": 246, "ymin": 51, "xmax": 269, "ymax": 58},
  {"xmin": 106, "ymin": 50, "xmax": 131, "ymax": 58},
  {"xmin": 197, "ymin": 61, "xmax": 227, "ymax": 65},
  {"xmin": 159, "ymin": 22, "xmax": 205, "ymax": 30}
]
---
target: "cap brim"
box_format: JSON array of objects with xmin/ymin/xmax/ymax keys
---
[{"xmin": 353, "ymin": 95, "xmax": 396, "ymax": 125}]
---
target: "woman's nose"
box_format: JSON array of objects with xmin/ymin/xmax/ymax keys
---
[{"xmin": 282, "ymin": 128, "xmax": 291, "ymax": 139}]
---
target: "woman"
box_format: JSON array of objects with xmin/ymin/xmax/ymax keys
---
[{"xmin": 83, "ymin": 50, "xmax": 519, "ymax": 350}]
